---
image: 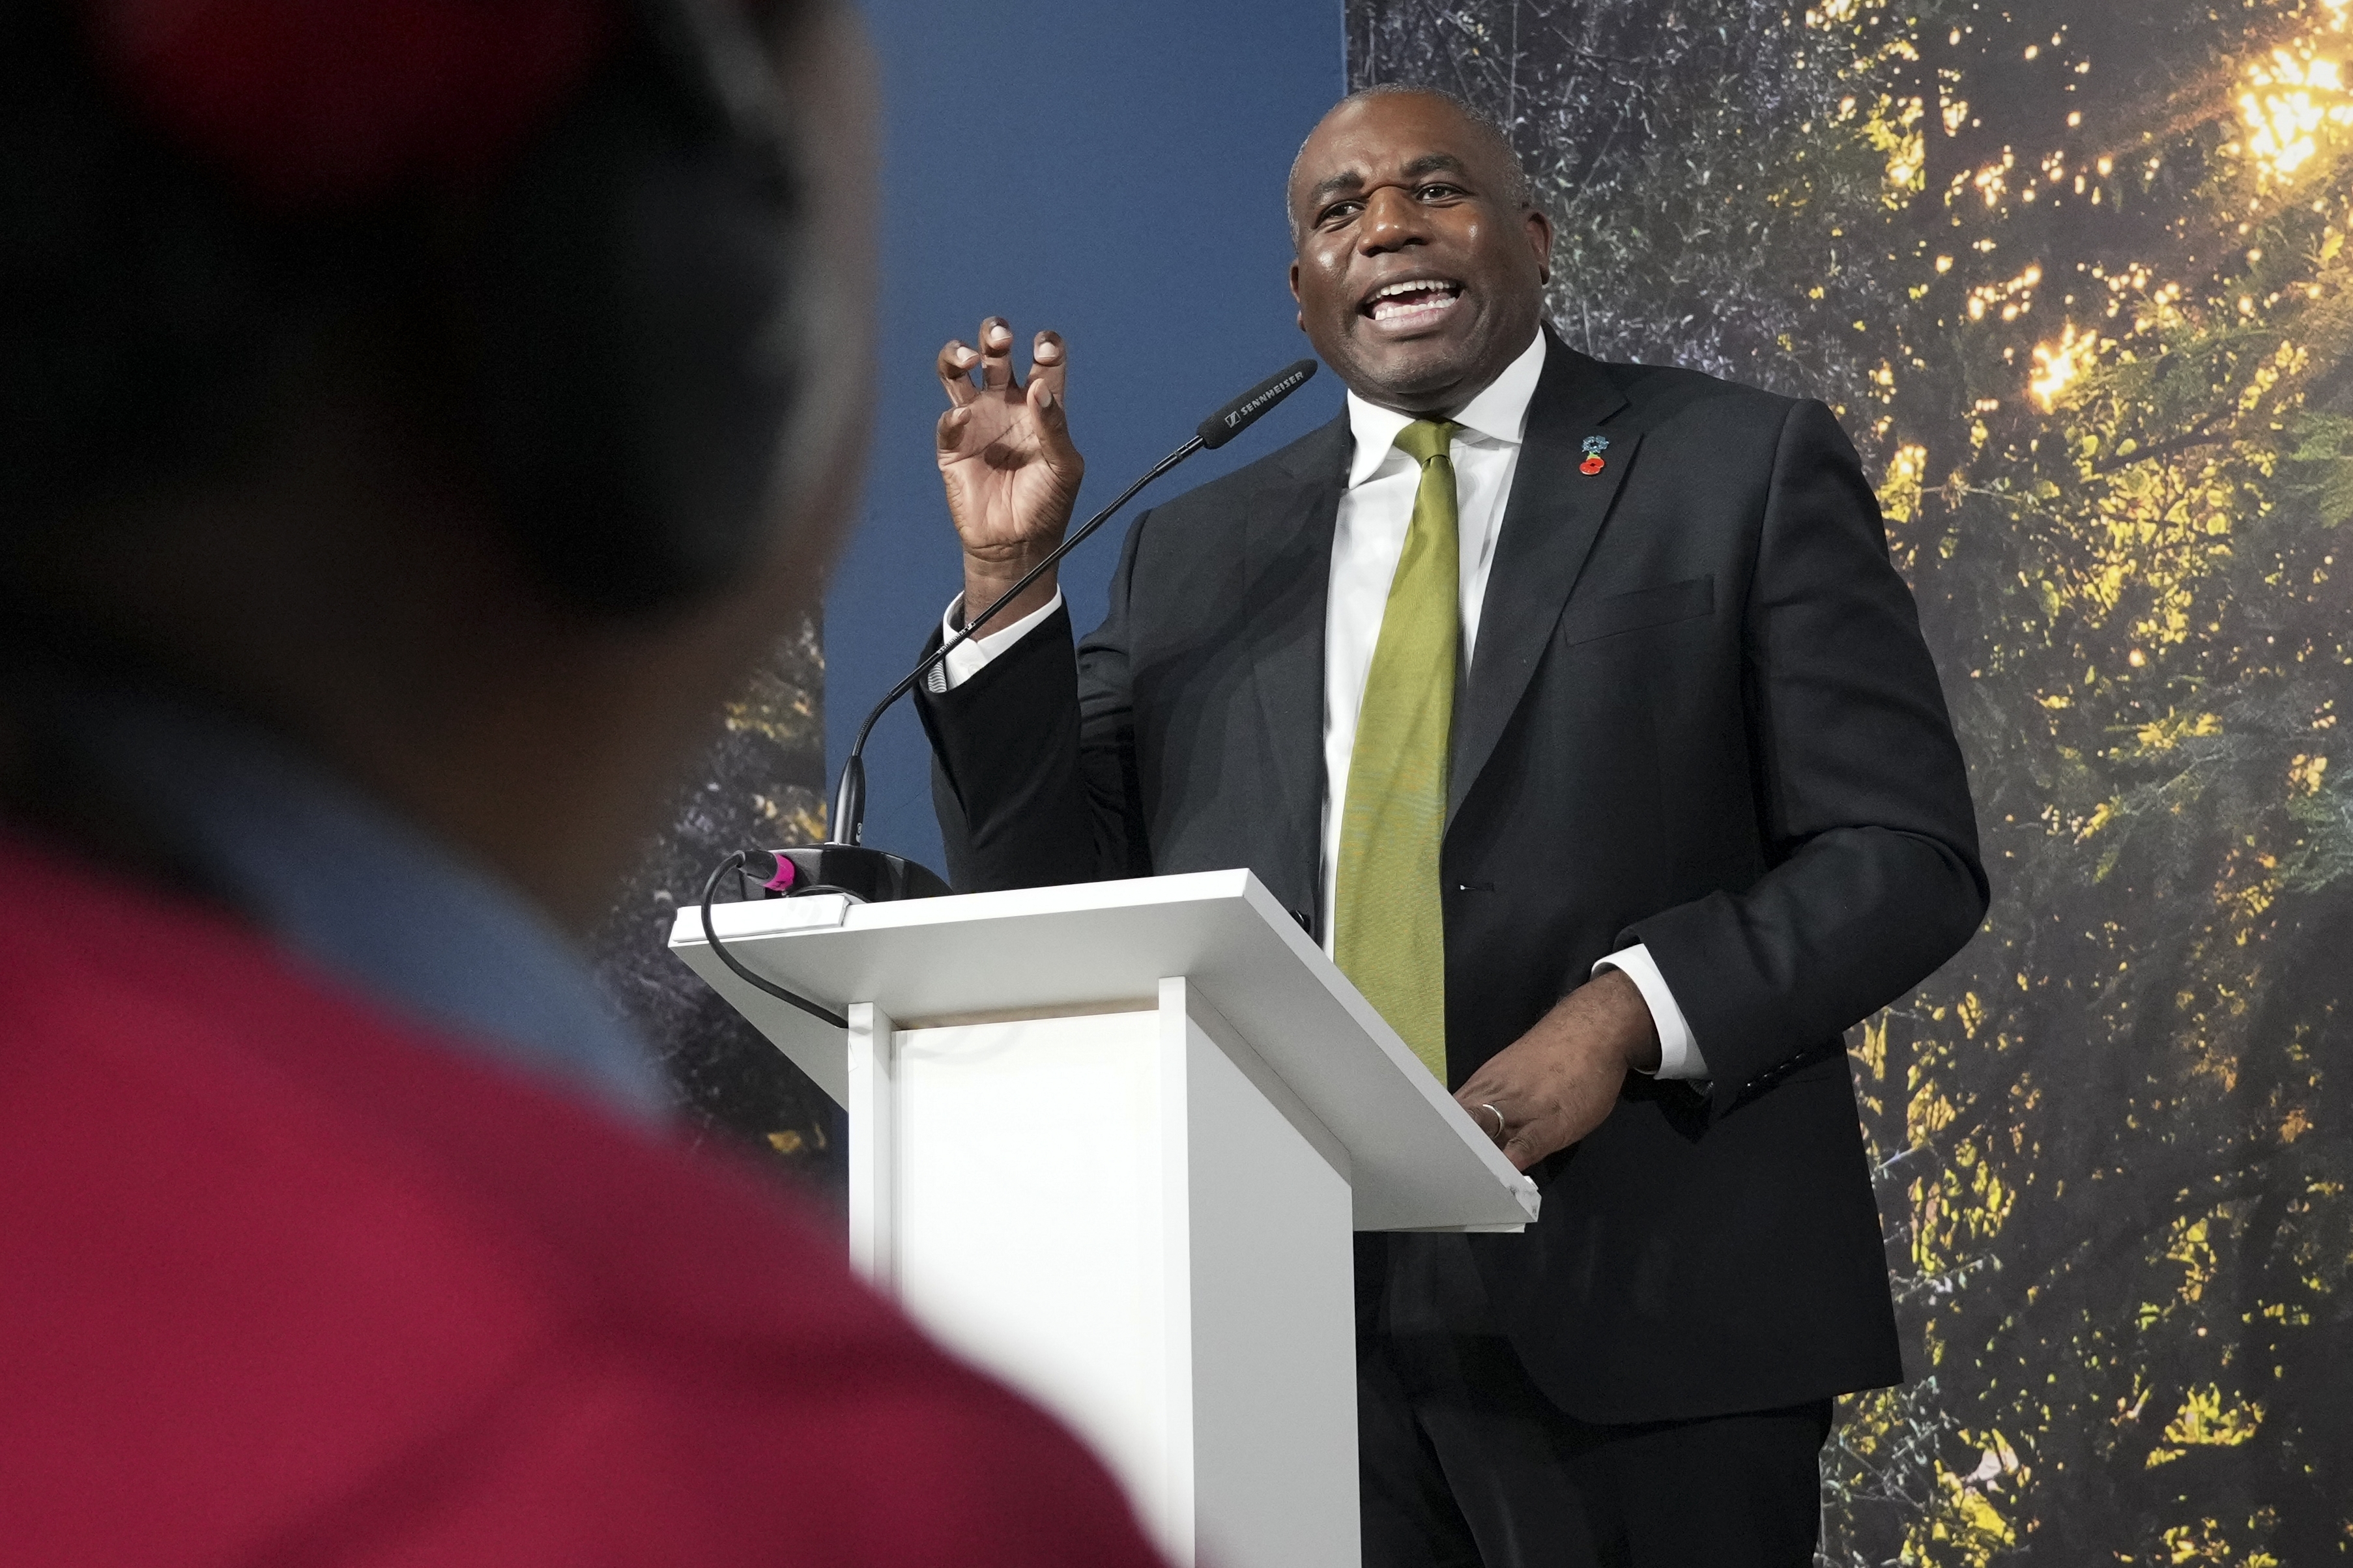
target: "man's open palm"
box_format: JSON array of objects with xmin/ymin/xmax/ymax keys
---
[{"xmin": 937, "ymin": 319, "xmax": 1084, "ymax": 606}]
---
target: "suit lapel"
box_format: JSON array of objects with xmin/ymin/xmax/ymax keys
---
[
  {"xmin": 1243, "ymin": 414, "xmax": 1350, "ymax": 910},
  {"xmin": 1448, "ymin": 337, "xmax": 1635, "ymax": 825}
]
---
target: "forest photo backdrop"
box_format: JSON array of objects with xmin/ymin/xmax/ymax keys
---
[{"xmin": 1348, "ymin": 0, "xmax": 2353, "ymax": 1560}]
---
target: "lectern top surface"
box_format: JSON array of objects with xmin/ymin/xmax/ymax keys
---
[{"xmin": 669, "ymin": 870, "xmax": 1538, "ymax": 1231}]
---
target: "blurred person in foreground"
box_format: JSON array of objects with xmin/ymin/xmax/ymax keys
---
[{"xmin": 0, "ymin": 2, "xmax": 1161, "ymax": 1562}]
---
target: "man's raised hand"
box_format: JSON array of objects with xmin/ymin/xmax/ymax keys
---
[{"xmin": 937, "ymin": 319, "xmax": 1084, "ymax": 634}]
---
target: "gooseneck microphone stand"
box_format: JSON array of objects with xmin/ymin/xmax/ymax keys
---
[
  {"xmin": 828, "ymin": 435, "xmax": 1205, "ymax": 862},
  {"xmin": 699, "ymin": 358, "xmax": 1319, "ymax": 1028}
]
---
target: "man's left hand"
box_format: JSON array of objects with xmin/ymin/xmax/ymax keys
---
[{"xmin": 1453, "ymin": 969, "xmax": 1661, "ymax": 1171}]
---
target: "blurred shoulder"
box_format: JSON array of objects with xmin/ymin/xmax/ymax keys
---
[{"xmin": 0, "ymin": 833, "xmax": 1161, "ymax": 1565}]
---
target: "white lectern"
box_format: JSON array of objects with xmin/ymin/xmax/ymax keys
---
[{"xmin": 670, "ymin": 869, "xmax": 1537, "ymax": 1568}]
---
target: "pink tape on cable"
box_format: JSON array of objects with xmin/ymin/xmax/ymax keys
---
[{"xmin": 761, "ymin": 855, "xmax": 796, "ymax": 893}]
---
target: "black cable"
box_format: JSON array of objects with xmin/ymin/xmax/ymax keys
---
[{"xmin": 698, "ymin": 851, "xmax": 850, "ymax": 1029}]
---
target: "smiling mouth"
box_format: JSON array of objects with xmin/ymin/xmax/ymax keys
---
[{"xmin": 1363, "ymin": 278, "xmax": 1465, "ymax": 326}]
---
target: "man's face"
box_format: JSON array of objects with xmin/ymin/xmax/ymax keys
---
[{"xmin": 1288, "ymin": 94, "xmax": 1552, "ymax": 416}]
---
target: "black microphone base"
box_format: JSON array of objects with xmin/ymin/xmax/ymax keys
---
[{"xmin": 776, "ymin": 843, "xmax": 951, "ymax": 902}]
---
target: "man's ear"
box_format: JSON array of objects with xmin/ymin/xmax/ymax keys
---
[
  {"xmin": 1525, "ymin": 207, "xmax": 1553, "ymax": 287},
  {"xmin": 1288, "ymin": 257, "xmax": 1303, "ymax": 306}
]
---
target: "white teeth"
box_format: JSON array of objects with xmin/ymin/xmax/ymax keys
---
[
  {"xmin": 1370, "ymin": 292, "xmax": 1461, "ymax": 322},
  {"xmin": 1364, "ymin": 279, "xmax": 1464, "ymax": 321}
]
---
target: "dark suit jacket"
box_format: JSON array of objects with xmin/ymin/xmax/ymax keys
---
[{"xmin": 916, "ymin": 335, "xmax": 1987, "ymax": 1423}]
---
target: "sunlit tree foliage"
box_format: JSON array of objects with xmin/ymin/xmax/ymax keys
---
[
  {"xmin": 591, "ymin": 617, "xmax": 841, "ymax": 1191},
  {"xmin": 1351, "ymin": 1, "xmax": 2353, "ymax": 1560}
]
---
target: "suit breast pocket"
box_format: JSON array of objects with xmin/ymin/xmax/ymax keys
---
[{"xmin": 1557, "ymin": 575, "xmax": 1715, "ymax": 646}]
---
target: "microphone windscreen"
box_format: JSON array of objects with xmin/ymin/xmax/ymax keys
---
[{"xmin": 1196, "ymin": 359, "xmax": 1318, "ymax": 449}]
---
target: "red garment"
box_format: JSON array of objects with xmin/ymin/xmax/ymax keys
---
[{"xmin": 0, "ymin": 835, "xmax": 1164, "ymax": 1565}]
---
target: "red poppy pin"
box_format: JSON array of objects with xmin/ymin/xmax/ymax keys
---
[{"xmin": 1580, "ymin": 435, "xmax": 1608, "ymax": 476}]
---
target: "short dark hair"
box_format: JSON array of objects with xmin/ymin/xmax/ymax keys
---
[{"xmin": 1287, "ymin": 83, "xmax": 1535, "ymax": 241}]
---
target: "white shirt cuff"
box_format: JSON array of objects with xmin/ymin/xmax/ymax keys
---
[
  {"xmin": 931, "ymin": 590, "xmax": 1065, "ymax": 692},
  {"xmin": 1594, "ymin": 944, "xmax": 1709, "ymax": 1080}
]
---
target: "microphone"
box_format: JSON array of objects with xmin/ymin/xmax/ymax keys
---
[
  {"xmin": 1197, "ymin": 359, "xmax": 1319, "ymax": 449},
  {"xmin": 818, "ymin": 358, "xmax": 1323, "ymax": 900},
  {"xmin": 692, "ymin": 357, "xmax": 1318, "ymax": 1030}
]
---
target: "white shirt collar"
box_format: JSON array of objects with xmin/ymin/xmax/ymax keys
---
[{"xmin": 1341, "ymin": 328, "xmax": 1549, "ymax": 489}]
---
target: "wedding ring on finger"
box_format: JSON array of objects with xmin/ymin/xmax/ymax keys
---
[{"xmin": 1477, "ymin": 1103, "xmax": 1507, "ymax": 1143}]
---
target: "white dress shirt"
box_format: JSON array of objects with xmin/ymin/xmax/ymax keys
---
[{"xmin": 934, "ymin": 330, "xmax": 1706, "ymax": 1079}]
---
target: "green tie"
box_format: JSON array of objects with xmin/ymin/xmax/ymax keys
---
[{"xmin": 1335, "ymin": 420, "xmax": 1461, "ymax": 1084}]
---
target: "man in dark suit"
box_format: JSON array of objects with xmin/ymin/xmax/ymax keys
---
[{"xmin": 912, "ymin": 85, "xmax": 1986, "ymax": 1567}]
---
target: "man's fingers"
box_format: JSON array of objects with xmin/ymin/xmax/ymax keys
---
[
  {"xmin": 936, "ymin": 404, "xmax": 972, "ymax": 455},
  {"xmin": 1030, "ymin": 330, "xmax": 1069, "ymax": 405},
  {"xmin": 936, "ymin": 339, "xmax": 980, "ymax": 408},
  {"xmin": 1460, "ymin": 1098, "xmax": 1508, "ymax": 1148},
  {"xmin": 977, "ymin": 317, "xmax": 1017, "ymax": 392},
  {"xmin": 1028, "ymin": 379, "xmax": 1085, "ymax": 485}
]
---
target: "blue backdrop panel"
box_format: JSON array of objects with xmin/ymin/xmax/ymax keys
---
[{"xmin": 833, "ymin": 0, "xmax": 1346, "ymax": 876}]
